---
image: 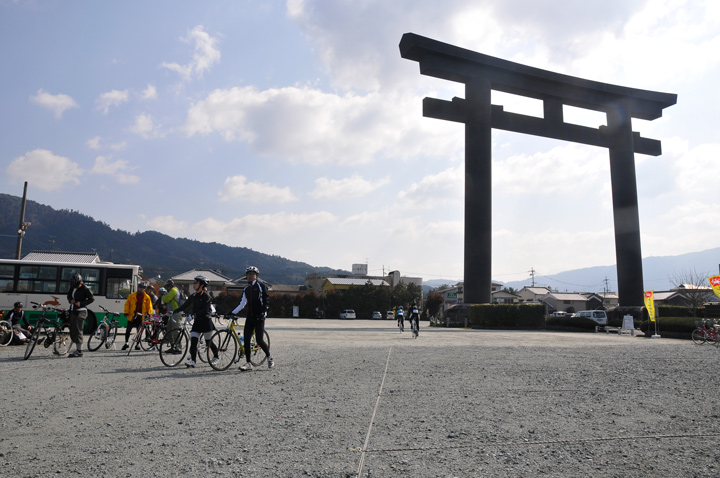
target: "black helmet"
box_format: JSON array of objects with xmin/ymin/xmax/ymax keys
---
[
  {"xmin": 71, "ymin": 273, "xmax": 82, "ymax": 287},
  {"xmin": 194, "ymin": 275, "xmax": 209, "ymax": 287},
  {"xmin": 245, "ymin": 266, "xmax": 260, "ymax": 275},
  {"xmin": 165, "ymin": 279, "xmax": 175, "ymax": 288},
  {"xmin": 14, "ymin": 301, "xmax": 22, "ymax": 308},
  {"xmin": 137, "ymin": 281, "xmax": 148, "ymax": 289}
]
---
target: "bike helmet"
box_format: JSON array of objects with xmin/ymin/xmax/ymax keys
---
[
  {"xmin": 70, "ymin": 273, "xmax": 82, "ymax": 287},
  {"xmin": 398, "ymin": 305, "xmax": 404, "ymax": 310},
  {"xmin": 245, "ymin": 266, "xmax": 260, "ymax": 275},
  {"xmin": 164, "ymin": 279, "xmax": 175, "ymax": 288},
  {"xmin": 137, "ymin": 282, "xmax": 147, "ymax": 289},
  {"xmin": 14, "ymin": 301, "xmax": 22, "ymax": 308},
  {"xmin": 159, "ymin": 287, "xmax": 167, "ymax": 294},
  {"xmin": 194, "ymin": 275, "xmax": 209, "ymax": 287}
]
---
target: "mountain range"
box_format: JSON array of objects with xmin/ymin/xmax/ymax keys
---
[
  {"xmin": 2, "ymin": 193, "xmax": 717, "ymax": 291},
  {"xmin": 0, "ymin": 193, "xmax": 347, "ymax": 285},
  {"xmin": 425, "ymin": 247, "xmax": 720, "ymax": 293}
]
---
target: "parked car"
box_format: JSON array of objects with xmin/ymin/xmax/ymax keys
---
[
  {"xmin": 371, "ymin": 311, "xmax": 382, "ymax": 320},
  {"xmin": 573, "ymin": 310, "xmax": 608, "ymax": 325},
  {"xmin": 386, "ymin": 311, "xmax": 394, "ymax": 320},
  {"xmin": 339, "ymin": 309, "xmax": 356, "ymax": 319}
]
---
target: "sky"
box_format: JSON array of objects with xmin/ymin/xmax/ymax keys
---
[{"xmin": 1, "ymin": 0, "xmax": 719, "ymax": 290}]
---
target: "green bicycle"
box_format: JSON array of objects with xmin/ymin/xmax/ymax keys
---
[{"xmin": 207, "ymin": 315, "xmax": 270, "ymax": 371}]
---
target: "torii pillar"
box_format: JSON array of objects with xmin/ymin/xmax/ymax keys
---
[{"xmin": 400, "ymin": 33, "xmax": 676, "ymax": 307}]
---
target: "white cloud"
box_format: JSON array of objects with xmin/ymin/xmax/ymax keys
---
[
  {"xmin": 95, "ymin": 89, "xmax": 129, "ymax": 114},
  {"xmin": 30, "ymin": 89, "xmax": 78, "ymax": 118},
  {"xmin": 161, "ymin": 25, "xmax": 220, "ymax": 80},
  {"xmin": 130, "ymin": 113, "xmax": 165, "ymax": 139},
  {"xmin": 311, "ymin": 174, "xmax": 390, "ymax": 200},
  {"xmin": 397, "ymin": 164, "xmax": 464, "ymax": 209},
  {"xmin": 6, "ymin": 149, "xmax": 83, "ymax": 191},
  {"xmin": 183, "ymin": 85, "xmax": 460, "ymax": 165},
  {"xmin": 86, "ymin": 136, "xmax": 101, "ymax": 150},
  {"xmin": 145, "ymin": 215, "xmax": 189, "ymax": 234},
  {"xmin": 91, "ymin": 156, "xmax": 140, "ymax": 184},
  {"xmin": 218, "ymin": 175, "xmax": 298, "ymax": 203},
  {"xmin": 141, "ymin": 84, "xmax": 157, "ymax": 100}
]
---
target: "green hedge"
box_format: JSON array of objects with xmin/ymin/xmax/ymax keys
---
[
  {"xmin": 639, "ymin": 316, "xmax": 700, "ymax": 334},
  {"xmin": 469, "ymin": 304, "xmax": 545, "ymax": 329}
]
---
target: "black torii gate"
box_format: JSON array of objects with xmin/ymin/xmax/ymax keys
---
[{"xmin": 400, "ymin": 33, "xmax": 677, "ymax": 308}]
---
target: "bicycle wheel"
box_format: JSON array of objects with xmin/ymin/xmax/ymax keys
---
[
  {"xmin": 412, "ymin": 322, "xmax": 418, "ymax": 338},
  {"xmin": 159, "ymin": 329, "xmax": 188, "ymax": 367},
  {"xmin": 87, "ymin": 324, "xmax": 108, "ymax": 352},
  {"xmin": 127, "ymin": 327, "xmax": 143, "ymax": 355},
  {"xmin": 139, "ymin": 324, "xmax": 157, "ymax": 351},
  {"xmin": 24, "ymin": 326, "xmax": 41, "ymax": 360},
  {"xmin": 691, "ymin": 328, "xmax": 708, "ymax": 344},
  {"xmin": 105, "ymin": 325, "xmax": 118, "ymax": 349},
  {"xmin": 197, "ymin": 334, "xmax": 208, "ymax": 363},
  {"xmin": 0, "ymin": 320, "xmax": 13, "ymax": 346},
  {"xmin": 248, "ymin": 330, "xmax": 270, "ymax": 366},
  {"xmin": 207, "ymin": 329, "xmax": 236, "ymax": 371},
  {"xmin": 53, "ymin": 324, "xmax": 71, "ymax": 356}
]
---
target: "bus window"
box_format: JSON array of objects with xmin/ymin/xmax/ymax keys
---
[
  {"xmin": 60, "ymin": 267, "xmax": 100, "ymax": 295},
  {"xmin": 106, "ymin": 277, "xmax": 131, "ymax": 299},
  {"xmin": 0, "ymin": 265, "xmax": 14, "ymax": 292},
  {"xmin": 18, "ymin": 266, "xmax": 58, "ymax": 293}
]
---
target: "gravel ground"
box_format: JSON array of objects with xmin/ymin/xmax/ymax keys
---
[{"xmin": 1, "ymin": 319, "xmax": 719, "ymax": 477}]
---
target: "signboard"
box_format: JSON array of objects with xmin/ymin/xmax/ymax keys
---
[
  {"xmin": 644, "ymin": 291, "xmax": 656, "ymax": 322},
  {"xmin": 447, "ymin": 292, "xmax": 457, "ymax": 299},
  {"xmin": 709, "ymin": 275, "xmax": 720, "ymax": 300},
  {"xmin": 622, "ymin": 315, "xmax": 634, "ymax": 330}
]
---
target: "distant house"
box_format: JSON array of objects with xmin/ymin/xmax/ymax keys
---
[
  {"xmin": 268, "ymin": 284, "xmax": 307, "ymax": 296},
  {"xmin": 541, "ymin": 292, "xmax": 588, "ymax": 314},
  {"xmin": 584, "ymin": 292, "xmax": 619, "ymax": 310},
  {"xmin": 517, "ymin": 286, "xmax": 552, "ymax": 303},
  {"xmin": 492, "ymin": 290, "xmax": 520, "ymax": 304},
  {"xmin": 170, "ymin": 269, "xmax": 235, "ymax": 296},
  {"xmin": 321, "ymin": 278, "xmax": 389, "ymax": 293}
]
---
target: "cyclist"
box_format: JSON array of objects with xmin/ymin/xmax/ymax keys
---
[
  {"xmin": 122, "ymin": 282, "xmax": 154, "ymax": 350},
  {"xmin": 161, "ymin": 279, "xmax": 183, "ymax": 354},
  {"xmin": 66, "ymin": 273, "xmax": 95, "ymax": 357},
  {"xmin": 4, "ymin": 301, "xmax": 33, "ymax": 344},
  {"xmin": 396, "ymin": 305, "xmax": 405, "ymax": 332},
  {"xmin": 231, "ymin": 266, "xmax": 274, "ymax": 371},
  {"xmin": 174, "ymin": 275, "xmax": 219, "ymax": 368},
  {"xmin": 408, "ymin": 303, "xmax": 420, "ymax": 335}
]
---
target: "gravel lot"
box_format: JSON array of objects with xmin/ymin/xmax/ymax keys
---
[{"xmin": 1, "ymin": 319, "xmax": 718, "ymax": 477}]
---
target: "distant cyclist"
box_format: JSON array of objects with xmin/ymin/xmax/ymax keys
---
[
  {"xmin": 408, "ymin": 303, "xmax": 420, "ymax": 335},
  {"xmin": 396, "ymin": 306, "xmax": 405, "ymax": 332}
]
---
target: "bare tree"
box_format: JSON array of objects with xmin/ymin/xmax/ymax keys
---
[{"xmin": 669, "ymin": 268, "xmax": 713, "ymax": 317}]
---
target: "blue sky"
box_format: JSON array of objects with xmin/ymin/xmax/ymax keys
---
[{"xmin": 1, "ymin": 0, "xmax": 719, "ymax": 290}]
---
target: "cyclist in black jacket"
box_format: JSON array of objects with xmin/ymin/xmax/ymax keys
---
[
  {"xmin": 175, "ymin": 275, "xmax": 219, "ymax": 368},
  {"xmin": 67, "ymin": 273, "xmax": 94, "ymax": 357},
  {"xmin": 231, "ymin": 266, "xmax": 273, "ymax": 371}
]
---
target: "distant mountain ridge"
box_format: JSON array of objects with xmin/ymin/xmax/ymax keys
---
[{"xmin": 0, "ymin": 193, "xmax": 347, "ymax": 285}]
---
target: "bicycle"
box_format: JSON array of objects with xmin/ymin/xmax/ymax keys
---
[
  {"xmin": 0, "ymin": 320, "xmax": 14, "ymax": 346},
  {"xmin": 158, "ymin": 314, "xmax": 208, "ymax": 367},
  {"xmin": 126, "ymin": 314, "xmax": 164, "ymax": 355},
  {"xmin": 397, "ymin": 314, "xmax": 404, "ymax": 332},
  {"xmin": 411, "ymin": 317, "xmax": 419, "ymax": 338},
  {"xmin": 87, "ymin": 305, "xmax": 122, "ymax": 351},
  {"xmin": 206, "ymin": 314, "xmax": 270, "ymax": 371},
  {"xmin": 23, "ymin": 302, "xmax": 71, "ymax": 360},
  {"xmin": 691, "ymin": 319, "xmax": 720, "ymax": 345}
]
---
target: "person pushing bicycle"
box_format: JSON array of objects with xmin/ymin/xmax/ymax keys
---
[
  {"xmin": 122, "ymin": 282, "xmax": 153, "ymax": 350},
  {"xmin": 231, "ymin": 266, "xmax": 274, "ymax": 371},
  {"xmin": 175, "ymin": 275, "xmax": 219, "ymax": 368}
]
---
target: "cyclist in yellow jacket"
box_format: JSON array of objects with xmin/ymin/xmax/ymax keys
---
[{"xmin": 122, "ymin": 282, "xmax": 154, "ymax": 350}]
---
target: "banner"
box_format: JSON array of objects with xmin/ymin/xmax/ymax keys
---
[
  {"xmin": 644, "ymin": 290, "xmax": 656, "ymax": 322},
  {"xmin": 709, "ymin": 275, "xmax": 720, "ymax": 300}
]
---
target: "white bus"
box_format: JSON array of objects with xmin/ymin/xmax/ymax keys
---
[{"xmin": 0, "ymin": 252, "xmax": 142, "ymax": 330}]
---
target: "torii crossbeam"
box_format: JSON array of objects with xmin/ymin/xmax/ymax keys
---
[{"xmin": 400, "ymin": 33, "xmax": 677, "ymax": 307}]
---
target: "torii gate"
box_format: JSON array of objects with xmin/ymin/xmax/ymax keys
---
[{"xmin": 400, "ymin": 33, "xmax": 676, "ymax": 308}]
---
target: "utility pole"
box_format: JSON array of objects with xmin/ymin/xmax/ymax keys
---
[
  {"xmin": 15, "ymin": 181, "xmax": 31, "ymax": 260},
  {"xmin": 528, "ymin": 267, "xmax": 536, "ymax": 287}
]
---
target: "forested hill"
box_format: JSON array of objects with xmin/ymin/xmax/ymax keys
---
[{"xmin": 0, "ymin": 193, "xmax": 346, "ymax": 284}]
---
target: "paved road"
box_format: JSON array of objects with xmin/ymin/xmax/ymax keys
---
[{"xmin": 1, "ymin": 319, "xmax": 717, "ymax": 477}]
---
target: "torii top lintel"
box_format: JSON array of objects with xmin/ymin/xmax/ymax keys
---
[{"xmin": 400, "ymin": 33, "xmax": 677, "ymax": 155}]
